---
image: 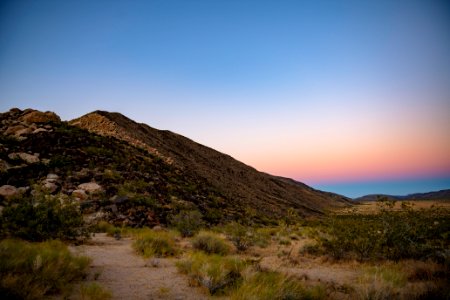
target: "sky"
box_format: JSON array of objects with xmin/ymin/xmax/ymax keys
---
[{"xmin": 0, "ymin": 0, "xmax": 449, "ymax": 198}]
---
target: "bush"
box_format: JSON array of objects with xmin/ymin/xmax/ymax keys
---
[
  {"xmin": 320, "ymin": 201, "xmax": 450, "ymax": 261},
  {"xmin": 170, "ymin": 210, "xmax": 204, "ymax": 237},
  {"xmin": 230, "ymin": 271, "xmax": 326, "ymax": 300},
  {"xmin": 224, "ymin": 222, "xmax": 254, "ymax": 251},
  {"xmin": 176, "ymin": 252, "xmax": 246, "ymax": 295},
  {"xmin": 192, "ymin": 231, "xmax": 232, "ymax": 255},
  {"xmin": 0, "ymin": 239, "xmax": 90, "ymax": 299},
  {"xmin": 80, "ymin": 282, "xmax": 112, "ymax": 300},
  {"xmin": 0, "ymin": 192, "xmax": 88, "ymax": 242},
  {"xmin": 133, "ymin": 230, "xmax": 179, "ymax": 257}
]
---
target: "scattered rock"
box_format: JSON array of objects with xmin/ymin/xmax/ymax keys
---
[
  {"xmin": 43, "ymin": 182, "xmax": 58, "ymax": 194},
  {"xmin": 152, "ymin": 225, "xmax": 163, "ymax": 231},
  {"xmin": 0, "ymin": 185, "xmax": 18, "ymax": 199},
  {"xmin": 15, "ymin": 127, "xmax": 32, "ymax": 136},
  {"xmin": 17, "ymin": 186, "xmax": 30, "ymax": 194},
  {"xmin": 8, "ymin": 152, "xmax": 40, "ymax": 164},
  {"xmin": 0, "ymin": 159, "xmax": 8, "ymax": 172},
  {"xmin": 19, "ymin": 110, "xmax": 61, "ymax": 124},
  {"xmin": 4, "ymin": 124, "xmax": 27, "ymax": 136},
  {"xmin": 78, "ymin": 182, "xmax": 103, "ymax": 194},
  {"xmin": 72, "ymin": 189, "xmax": 88, "ymax": 200},
  {"xmin": 32, "ymin": 128, "xmax": 48, "ymax": 134},
  {"xmin": 111, "ymin": 195, "xmax": 129, "ymax": 204},
  {"xmin": 46, "ymin": 173, "xmax": 59, "ymax": 182}
]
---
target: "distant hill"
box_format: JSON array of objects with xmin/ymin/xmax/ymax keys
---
[
  {"xmin": 354, "ymin": 189, "xmax": 450, "ymax": 202},
  {"xmin": 0, "ymin": 108, "xmax": 350, "ymax": 228}
]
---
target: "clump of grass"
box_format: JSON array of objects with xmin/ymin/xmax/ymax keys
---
[
  {"xmin": 224, "ymin": 222, "xmax": 254, "ymax": 251},
  {"xmin": 176, "ymin": 252, "xmax": 246, "ymax": 295},
  {"xmin": 230, "ymin": 271, "xmax": 326, "ymax": 300},
  {"xmin": 299, "ymin": 242, "xmax": 323, "ymax": 256},
  {"xmin": 80, "ymin": 282, "xmax": 112, "ymax": 300},
  {"xmin": 133, "ymin": 229, "xmax": 179, "ymax": 258},
  {"xmin": 253, "ymin": 228, "xmax": 272, "ymax": 248},
  {"xmin": 0, "ymin": 239, "xmax": 90, "ymax": 299},
  {"xmin": 192, "ymin": 231, "xmax": 232, "ymax": 255}
]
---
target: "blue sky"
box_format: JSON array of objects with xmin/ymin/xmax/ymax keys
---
[{"xmin": 1, "ymin": 0, "xmax": 449, "ymax": 198}]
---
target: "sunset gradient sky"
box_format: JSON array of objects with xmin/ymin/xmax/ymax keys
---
[{"xmin": 1, "ymin": 0, "xmax": 449, "ymax": 197}]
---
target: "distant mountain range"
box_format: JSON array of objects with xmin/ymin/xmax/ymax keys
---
[{"xmin": 353, "ymin": 189, "xmax": 450, "ymax": 202}]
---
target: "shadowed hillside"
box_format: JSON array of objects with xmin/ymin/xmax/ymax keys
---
[{"xmin": 70, "ymin": 110, "xmax": 351, "ymax": 218}]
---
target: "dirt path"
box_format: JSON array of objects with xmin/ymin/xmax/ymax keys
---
[{"xmin": 71, "ymin": 233, "xmax": 207, "ymax": 300}]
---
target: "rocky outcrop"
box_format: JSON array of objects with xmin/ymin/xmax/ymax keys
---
[
  {"xmin": 8, "ymin": 152, "xmax": 40, "ymax": 164},
  {"xmin": 19, "ymin": 110, "xmax": 61, "ymax": 124}
]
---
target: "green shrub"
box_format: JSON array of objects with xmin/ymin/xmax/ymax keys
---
[
  {"xmin": 170, "ymin": 210, "xmax": 204, "ymax": 237},
  {"xmin": 224, "ymin": 222, "xmax": 254, "ymax": 251},
  {"xmin": 0, "ymin": 192, "xmax": 88, "ymax": 242},
  {"xmin": 192, "ymin": 231, "xmax": 231, "ymax": 255},
  {"xmin": 0, "ymin": 239, "xmax": 90, "ymax": 299},
  {"xmin": 80, "ymin": 282, "xmax": 112, "ymax": 300},
  {"xmin": 230, "ymin": 271, "xmax": 326, "ymax": 300},
  {"xmin": 176, "ymin": 252, "xmax": 246, "ymax": 295},
  {"xmin": 133, "ymin": 230, "xmax": 179, "ymax": 257},
  {"xmin": 320, "ymin": 201, "xmax": 450, "ymax": 262}
]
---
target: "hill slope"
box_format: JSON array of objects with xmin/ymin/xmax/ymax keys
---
[{"xmin": 70, "ymin": 110, "xmax": 350, "ymax": 218}]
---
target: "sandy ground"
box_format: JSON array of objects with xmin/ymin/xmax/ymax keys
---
[{"xmin": 70, "ymin": 234, "xmax": 207, "ymax": 300}]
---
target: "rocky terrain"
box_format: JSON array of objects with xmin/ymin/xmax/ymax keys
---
[{"xmin": 0, "ymin": 108, "xmax": 350, "ymax": 228}]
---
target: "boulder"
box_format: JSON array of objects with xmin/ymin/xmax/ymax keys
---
[
  {"xmin": 0, "ymin": 159, "xmax": 8, "ymax": 172},
  {"xmin": 0, "ymin": 185, "xmax": 18, "ymax": 199},
  {"xmin": 46, "ymin": 173, "xmax": 59, "ymax": 182},
  {"xmin": 4, "ymin": 124, "xmax": 27, "ymax": 136},
  {"xmin": 8, "ymin": 152, "xmax": 40, "ymax": 164},
  {"xmin": 72, "ymin": 189, "xmax": 88, "ymax": 200},
  {"xmin": 32, "ymin": 128, "xmax": 48, "ymax": 134},
  {"xmin": 15, "ymin": 127, "xmax": 32, "ymax": 136},
  {"xmin": 77, "ymin": 182, "xmax": 103, "ymax": 194},
  {"xmin": 19, "ymin": 110, "xmax": 61, "ymax": 124},
  {"xmin": 42, "ymin": 182, "xmax": 58, "ymax": 194}
]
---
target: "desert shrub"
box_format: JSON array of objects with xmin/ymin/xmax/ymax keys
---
[
  {"xmin": 299, "ymin": 242, "xmax": 323, "ymax": 256},
  {"xmin": 133, "ymin": 230, "xmax": 179, "ymax": 257},
  {"xmin": 176, "ymin": 252, "xmax": 246, "ymax": 295},
  {"xmin": 230, "ymin": 271, "xmax": 326, "ymax": 300},
  {"xmin": 224, "ymin": 222, "xmax": 254, "ymax": 251},
  {"xmin": 0, "ymin": 192, "xmax": 88, "ymax": 242},
  {"xmin": 192, "ymin": 231, "xmax": 232, "ymax": 255},
  {"xmin": 320, "ymin": 201, "xmax": 450, "ymax": 262},
  {"xmin": 0, "ymin": 239, "xmax": 90, "ymax": 299},
  {"xmin": 170, "ymin": 210, "xmax": 204, "ymax": 237},
  {"xmin": 80, "ymin": 282, "xmax": 112, "ymax": 300},
  {"xmin": 253, "ymin": 228, "xmax": 272, "ymax": 248}
]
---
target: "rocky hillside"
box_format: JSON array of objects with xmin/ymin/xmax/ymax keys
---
[
  {"xmin": 70, "ymin": 110, "xmax": 350, "ymax": 217},
  {"xmin": 0, "ymin": 108, "xmax": 350, "ymax": 228}
]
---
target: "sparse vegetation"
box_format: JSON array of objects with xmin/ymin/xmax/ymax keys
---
[
  {"xmin": 80, "ymin": 283, "xmax": 112, "ymax": 300},
  {"xmin": 192, "ymin": 231, "xmax": 232, "ymax": 255},
  {"xmin": 230, "ymin": 271, "xmax": 326, "ymax": 300},
  {"xmin": 176, "ymin": 252, "xmax": 246, "ymax": 295},
  {"xmin": 170, "ymin": 210, "xmax": 204, "ymax": 237},
  {"xmin": 0, "ymin": 239, "xmax": 90, "ymax": 299},
  {"xmin": 133, "ymin": 229, "xmax": 179, "ymax": 257},
  {"xmin": 0, "ymin": 191, "xmax": 88, "ymax": 242},
  {"xmin": 224, "ymin": 222, "xmax": 254, "ymax": 251}
]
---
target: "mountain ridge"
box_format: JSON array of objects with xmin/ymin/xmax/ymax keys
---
[
  {"xmin": 353, "ymin": 189, "xmax": 450, "ymax": 202},
  {"xmin": 70, "ymin": 110, "xmax": 351, "ymax": 217}
]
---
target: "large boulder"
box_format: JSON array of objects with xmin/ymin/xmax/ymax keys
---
[
  {"xmin": 0, "ymin": 185, "xmax": 18, "ymax": 199},
  {"xmin": 19, "ymin": 110, "xmax": 61, "ymax": 124}
]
